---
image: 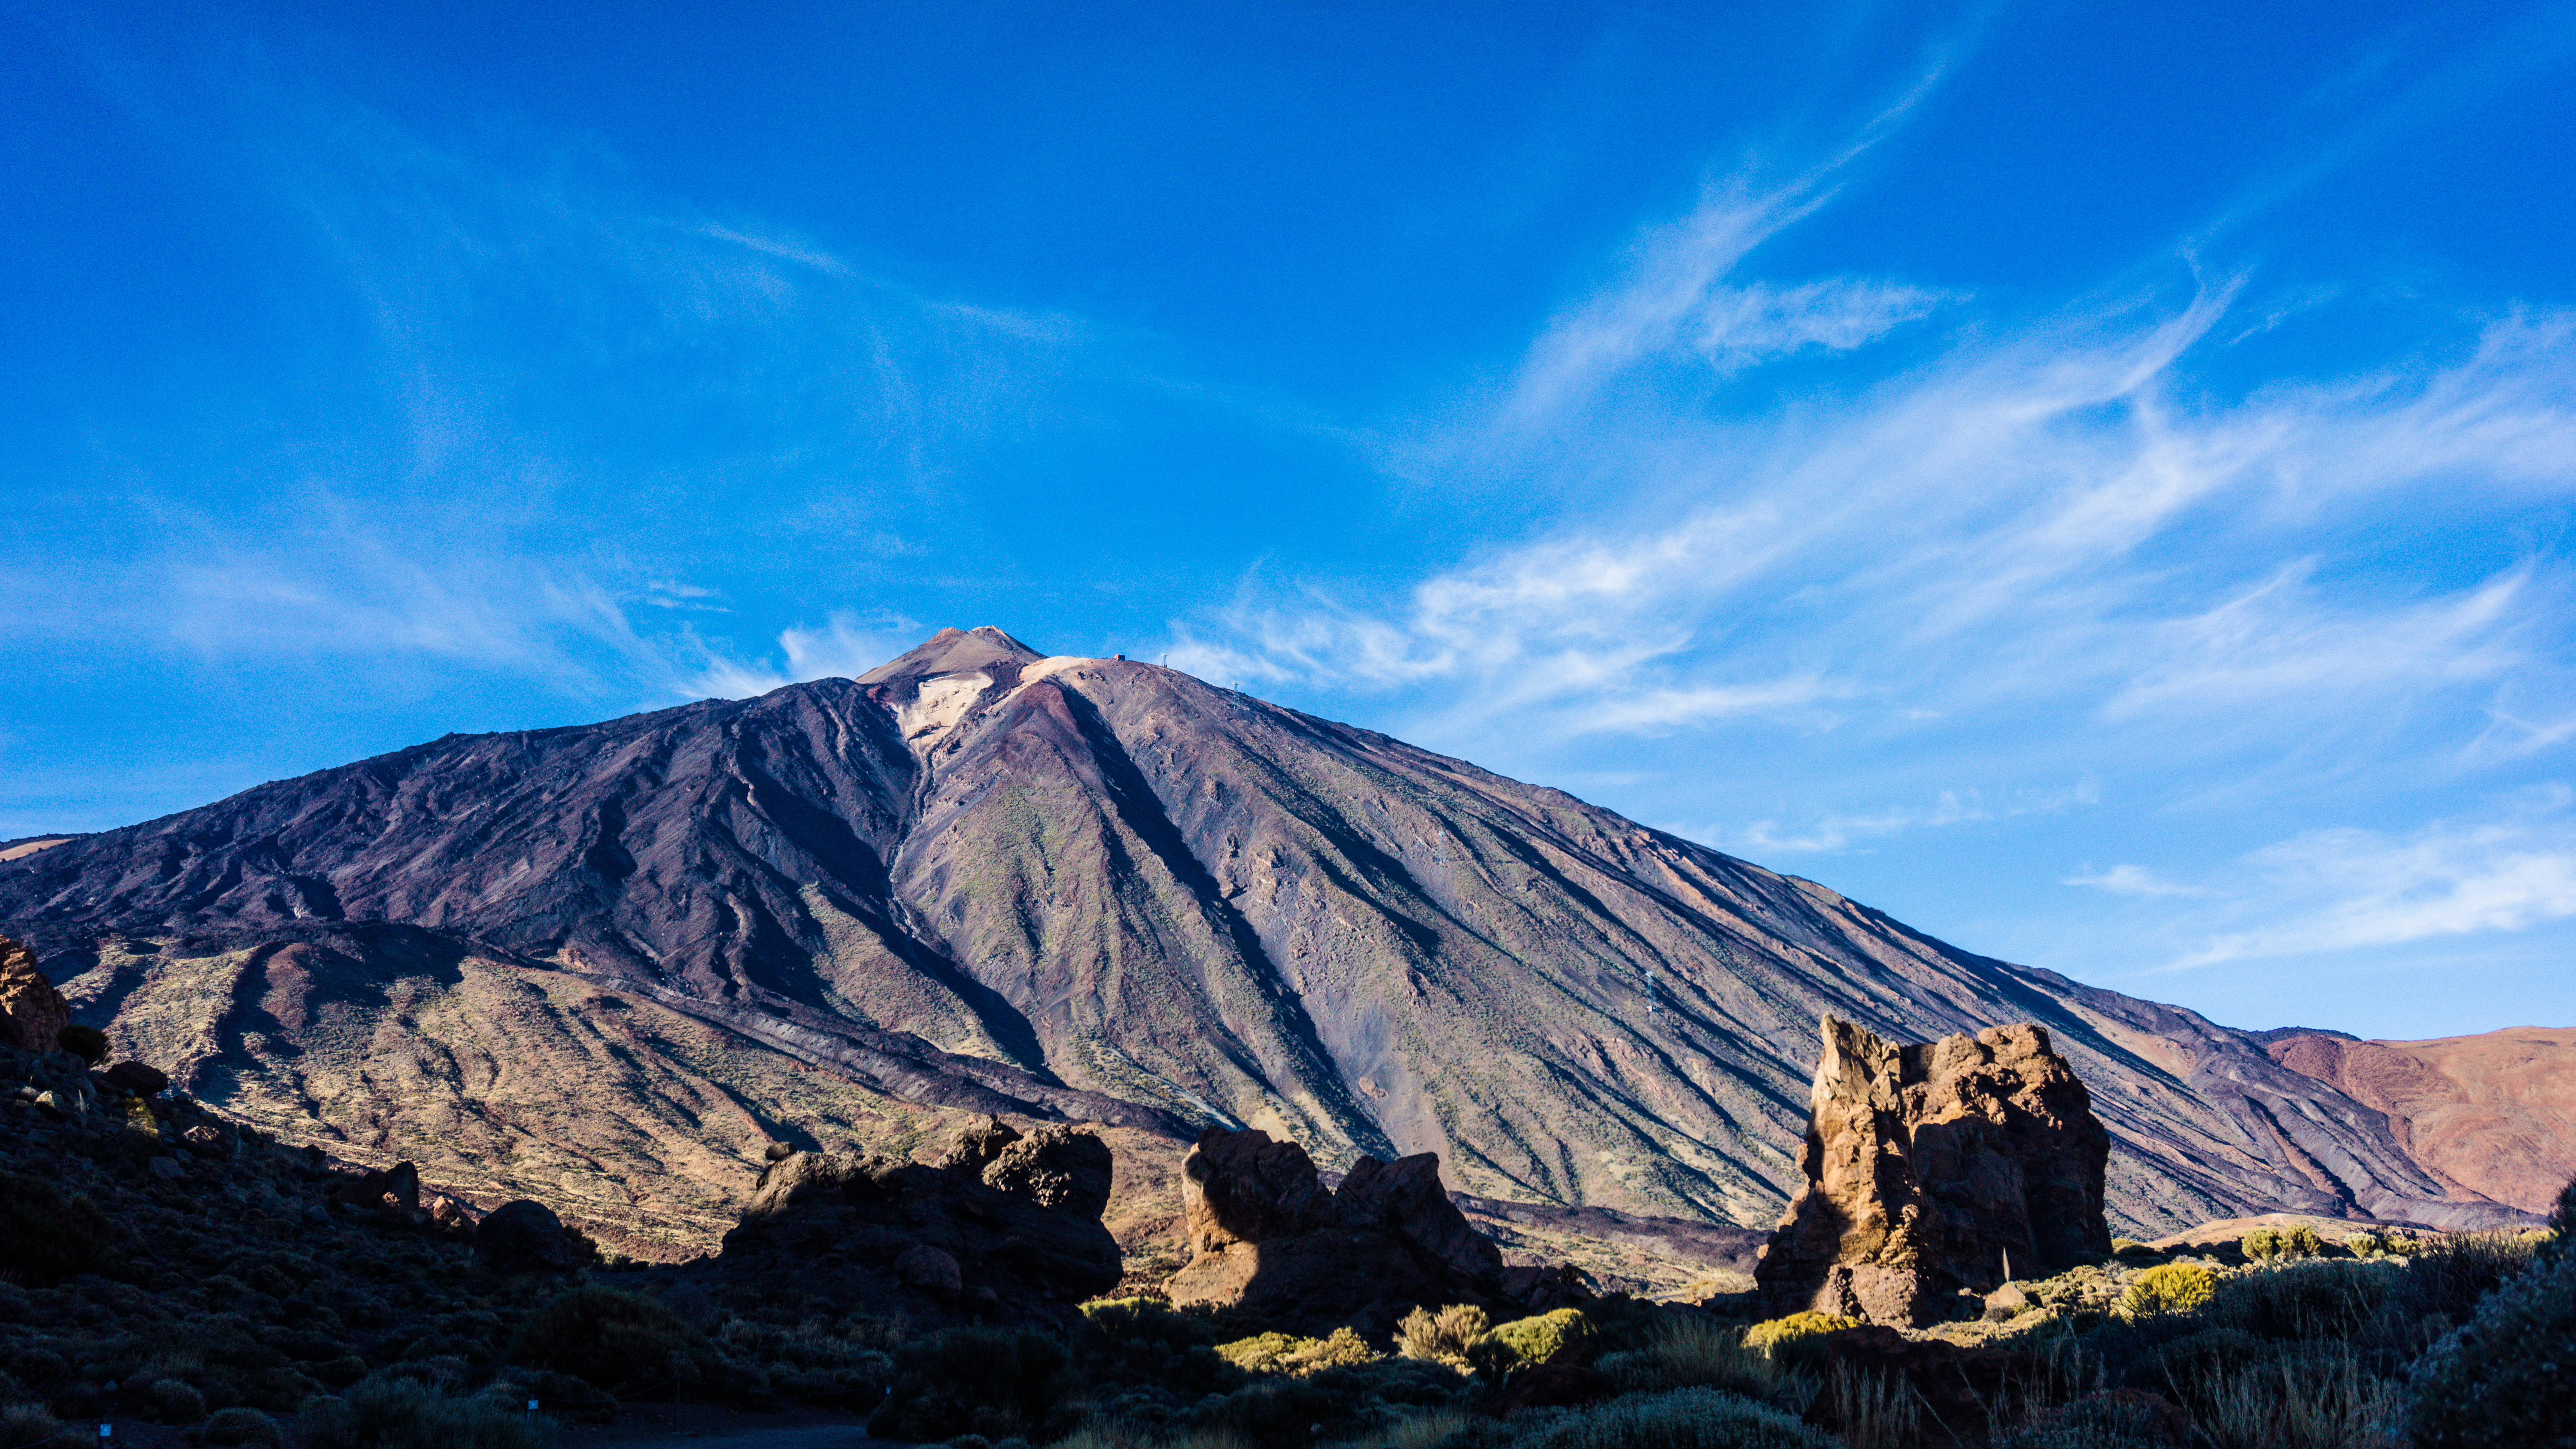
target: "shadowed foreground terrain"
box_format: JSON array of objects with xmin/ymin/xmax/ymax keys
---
[
  {"xmin": 0, "ymin": 1025, "xmax": 2567, "ymax": 1449},
  {"xmin": 0, "ymin": 628, "xmax": 2553, "ymax": 1247}
]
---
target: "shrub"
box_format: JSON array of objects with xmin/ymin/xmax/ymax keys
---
[
  {"xmin": 296, "ymin": 1378, "xmax": 556, "ymax": 1449},
  {"xmin": 2121, "ymin": 1326, "xmax": 2265, "ymax": 1404},
  {"xmin": 2284, "ymin": 1227, "xmax": 2324, "ymax": 1258},
  {"xmin": 1216, "ymin": 1329, "xmax": 1376, "ymax": 1377},
  {"xmin": 0, "ymin": 1404, "xmax": 67, "ymax": 1449},
  {"xmin": 1595, "ymin": 1316, "xmax": 1777, "ymax": 1401},
  {"xmin": 2114, "ymin": 1264, "xmax": 2215, "ymax": 1318},
  {"xmin": 2239, "ymin": 1229, "xmax": 2281, "ymax": 1262},
  {"xmin": 505, "ymin": 1288, "xmax": 714, "ymax": 1398},
  {"xmin": 1514, "ymin": 1387, "xmax": 1836, "ymax": 1449},
  {"xmin": 148, "ymin": 1376, "xmax": 207, "ymax": 1423},
  {"xmin": 2195, "ymin": 1351, "xmax": 2401, "ymax": 1449},
  {"xmin": 0, "ymin": 1174, "xmax": 116, "ymax": 1283},
  {"xmin": 868, "ymin": 1328, "xmax": 1072, "ymax": 1443},
  {"xmin": 2396, "ymin": 1229, "xmax": 2541, "ymax": 1322},
  {"xmin": 1395, "ymin": 1305, "xmax": 1491, "ymax": 1367},
  {"xmin": 2208, "ymin": 1258, "xmax": 2391, "ymax": 1342},
  {"xmin": 202, "ymin": 1407, "xmax": 287, "ymax": 1449},
  {"xmin": 1476, "ymin": 1309, "xmax": 1590, "ymax": 1372},
  {"xmin": 1171, "ymin": 1373, "xmax": 1383, "ymax": 1449},
  {"xmin": 1816, "ymin": 1362, "xmax": 1923, "ymax": 1449},
  {"xmin": 55, "ymin": 1026, "xmax": 105, "ymax": 1065},
  {"xmin": 1742, "ymin": 1313, "xmax": 1857, "ymax": 1356},
  {"xmin": 2406, "ymin": 1244, "xmax": 2576, "ymax": 1449},
  {"xmin": 1074, "ymin": 1297, "xmax": 1236, "ymax": 1397}
]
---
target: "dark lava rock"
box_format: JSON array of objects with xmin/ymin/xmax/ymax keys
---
[
  {"xmin": 1163, "ymin": 1126, "xmax": 1575, "ymax": 1336},
  {"xmin": 477, "ymin": 1198, "xmax": 589, "ymax": 1275},
  {"xmin": 713, "ymin": 1115, "xmax": 1120, "ymax": 1322},
  {"xmin": 103, "ymin": 1061, "xmax": 171, "ymax": 1096}
]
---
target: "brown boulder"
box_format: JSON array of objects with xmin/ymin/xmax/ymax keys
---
[
  {"xmin": 1180, "ymin": 1126, "xmax": 1335, "ymax": 1252},
  {"xmin": 718, "ymin": 1116, "xmax": 1121, "ymax": 1322},
  {"xmin": 1162, "ymin": 1127, "xmax": 1552, "ymax": 1336},
  {"xmin": 1757, "ymin": 1015, "xmax": 2112, "ymax": 1327},
  {"xmin": 0, "ymin": 935, "xmax": 69, "ymax": 1058}
]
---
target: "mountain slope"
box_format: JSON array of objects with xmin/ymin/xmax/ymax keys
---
[
  {"xmin": 2268, "ymin": 1028, "xmax": 2576, "ymax": 1214},
  {"xmin": 0, "ymin": 627, "xmax": 2538, "ymax": 1237}
]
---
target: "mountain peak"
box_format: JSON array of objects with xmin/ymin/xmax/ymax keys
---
[{"xmin": 858, "ymin": 625, "xmax": 1045, "ymax": 684}]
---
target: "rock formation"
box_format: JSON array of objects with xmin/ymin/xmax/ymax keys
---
[
  {"xmin": 476, "ymin": 1198, "xmax": 592, "ymax": 1275},
  {"xmin": 0, "ymin": 934, "xmax": 67, "ymax": 1057},
  {"xmin": 1163, "ymin": 1126, "xmax": 1574, "ymax": 1334},
  {"xmin": 1756, "ymin": 1015, "xmax": 2113, "ymax": 1327},
  {"xmin": 715, "ymin": 1115, "xmax": 1121, "ymax": 1320}
]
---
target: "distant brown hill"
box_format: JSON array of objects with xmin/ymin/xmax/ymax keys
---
[
  {"xmin": 0, "ymin": 626, "xmax": 2545, "ymax": 1244},
  {"xmin": 2268, "ymin": 1028, "xmax": 2576, "ymax": 1214}
]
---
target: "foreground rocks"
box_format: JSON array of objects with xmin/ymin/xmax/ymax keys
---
[
  {"xmin": 1757, "ymin": 1015, "xmax": 2113, "ymax": 1327},
  {"xmin": 714, "ymin": 1115, "xmax": 1121, "ymax": 1322},
  {"xmin": 1163, "ymin": 1127, "xmax": 1588, "ymax": 1335},
  {"xmin": 0, "ymin": 933, "xmax": 68, "ymax": 1056}
]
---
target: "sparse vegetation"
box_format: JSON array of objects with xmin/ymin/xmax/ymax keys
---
[
  {"xmin": 1744, "ymin": 1312, "xmax": 1859, "ymax": 1355},
  {"xmin": 0, "ymin": 1173, "xmax": 115, "ymax": 1283},
  {"xmin": 505, "ymin": 1287, "xmax": 714, "ymax": 1397},
  {"xmin": 2114, "ymin": 1262, "xmax": 2216, "ymax": 1317},
  {"xmin": 3, "ymin": 1022, "xmax": 2569, "ymax": 1449},
  {"xmin": 1394, "ymin": 1304, "xmax": 1491, "ymax": 1368},
  {"xmin": 51, "ymin": 1028, "xmax": 103, "ymax": 1066}
]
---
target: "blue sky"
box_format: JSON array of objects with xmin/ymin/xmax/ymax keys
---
[{"xmin": 6, "ymin": 1, "xmax": 2573, "ymax": 1040}]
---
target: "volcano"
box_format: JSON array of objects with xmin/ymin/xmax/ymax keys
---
[{"xmin": 0, "ymin": 627, "xmax": 2535, "ymax": 1240}]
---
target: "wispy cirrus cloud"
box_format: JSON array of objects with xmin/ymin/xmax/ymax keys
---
[
  {"xmin": 680, "ymin": 610, "xmax": 919, "ymax": 697},
  {"xmin": 2118, "ymin": 800, "xmax": 2576, "ymax": 969}
]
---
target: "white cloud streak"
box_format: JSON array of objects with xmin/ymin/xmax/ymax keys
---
[{"xmin": 2158, "ymin": 805, "xmax": 2576, "ymax": 967}]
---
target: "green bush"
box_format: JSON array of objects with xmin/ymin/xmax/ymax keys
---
[
  {"xmin": 2195, "ymin": 1351, "xmax": 2400, "ymax": 1449},
  {"xmin": 505, "ymin": 1288, "xmax": 714, "ymax": 1398},
  {"xmin": 0, "ymin": 1404, "xmax": 67, "ymax": 1449},
  {"xmin": 1395, "ymin": 1305, "xmax": 1491, "ymax": 1367},
  {"xmin": 296, "ymin": 1378, "xmax": 556, "ymax": 1449},
  {"xmin": 1216, "ymin": 1328, "xmax": 1377, "ymax": 1376},
  {"xmin": 1595, "ymin": 1316, "xmax": 1778, "ymax": 1401},
  {"xmin": 1073, "ymin": 1297, "xmax": 1236, "ymax": 1397},
  {"xmin": 2239, "ymin": 1229, "xmax": 2281, "ymax": 1262},
  {"xmin": 0, "ymin": 1174, "xmax": 117, "ymax": 1283},
  {"xmin": 1475, "ymin": 1309, "xmax": 1590, "ymax": 1373},
  {"xmin": 55, "ymin": 1026, "xmax": 105, "ymax": 1065},
  {"xmin": 1515, "ymin": 1387, "xmax": 1836, "ymax": 1449},
  {"xmin": 2396, "ymin": 1229, "xmax": 2542, "ymax": 1322},
  {"xmin": 1742, "ymin": 1312, "xmax": 1856, "ymax": 1356},
  {"xmin": 2406, "ymin": 1245, "xmax": 2576, "ymax": 1449},
  {"xmin": 147, "ymin": 1376, "xmax": 208, "ymax": 1423},
  {"xmin": 2120, "ymin": 1326, "xmax": 2265, "ymax": 1404},
  {"xmin": 202, "ymin": 1407, "xmax": 287, "ymax": 1449},
  {"xmin": 2208, "ymin": 1258, "xmax": 2391, "ymax": 1342},
  {"xmin": 868, "ymin": 1328, "xmax": 1072, "ymax": 1443},
  {"xmin": 2115, "ymin": 1264, "xmax": 2215, "ymax": 1318}
]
